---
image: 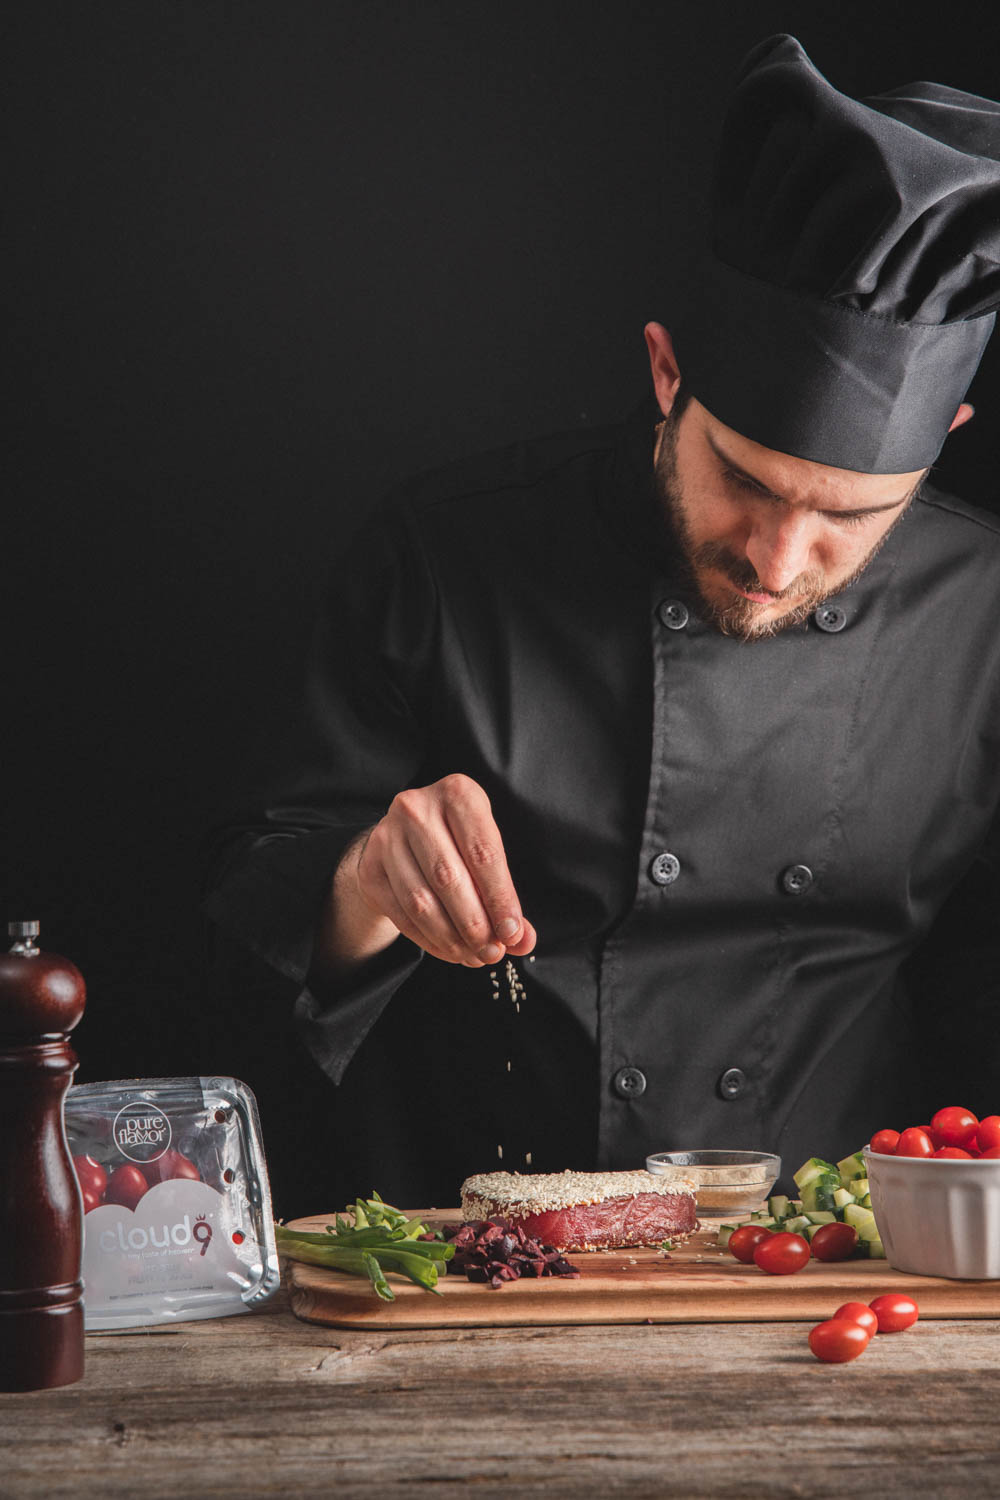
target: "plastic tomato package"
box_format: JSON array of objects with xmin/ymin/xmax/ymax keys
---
[{"xmin": 64, "ymin": 1077, "xmax": 280, "ymax": 1330}]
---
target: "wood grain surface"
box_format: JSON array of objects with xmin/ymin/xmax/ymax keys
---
[
  {"xmin": 285, "ymin": 1211, "xmax": 1000, "ymax": 1329},
  {"xmin": 2, "ymin": 1290, "xmax": 999, "ymax": 1499}
]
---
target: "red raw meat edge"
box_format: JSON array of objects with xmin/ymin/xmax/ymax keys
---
[{"xmin": 460, "ymin": 1169, "xmax": 697, "ymax": 1251}]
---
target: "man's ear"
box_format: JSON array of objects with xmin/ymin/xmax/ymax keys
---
[
  {"xmin": 949, "ymin": 402, "xmax": 974, "ymax": 432},
  {"xmin": 644, "ymin": 323, "xmax": 683, "ymax": 418}
]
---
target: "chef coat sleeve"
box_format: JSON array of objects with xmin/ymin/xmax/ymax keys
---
[
  {"xmin": 904, "ymin": 809, "xmax": 1000, "ymax": 1115},
  {"xmin": 202, "ymin": 494, "xmax": 436, "ymax": 1083}
]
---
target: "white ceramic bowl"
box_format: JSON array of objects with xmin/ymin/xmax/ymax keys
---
[{"xmin": 864, "ymin": 1146, "xmax": 1000, "ymax": 1279}]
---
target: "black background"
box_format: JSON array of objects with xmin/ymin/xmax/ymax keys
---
[{"xmin": 7, "ymin": 3, "xmax": 1000, "ymax": 1210}]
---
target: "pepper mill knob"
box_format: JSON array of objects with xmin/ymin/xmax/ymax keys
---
[{"xmin": 0, "ymin": 922, "xmax": 86, "ymax": 1038}]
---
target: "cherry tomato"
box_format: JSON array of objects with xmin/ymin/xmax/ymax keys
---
[
  {"xmin": 142, "ymin": 1149, "xmax": 202, "ymax": 1187},
  {"xmin": 869, "ymin": 1293, "xmax": 919, "ymax": 1332},
  {"xmin": 810, "ymin": 1222, "xmax": 859, "ymax": 1261},
  {"xmin": 72, "ymin": 1154, "xmax": 108, "ymax": 1199},
  {"xmin": 895, "ymin": 1127, "xmax": 935, "ymax": 1158},
  {"xmin": 808, "ymin": 1319, "xmax": 870, "ymax": 1363},
  {"xmin": 753, "ymin": 1231, "xmax": 811, "ymax": 1275},
  {"xmin": 930, "ymin": 1106, "xmax": 979, "ymax": 1149},
  {"xmin": 832, "ymin": 1301, "xmax": 879, "ymax": 1337},
  {"xmin": 80, "ymin": 1182, "xmax": 103, "ymax": 1213},
  {"xmin": 979, "ymin": 1146, "xmax": 1000, "ymax": 1159},
  {"xmin": 976, "ymin": 1116, "xmax": 1000, "ymax": 1152},
  {"xmin": 869, "ymin": 1128, "xmax": 900, "ymax": 1155},
  {"xmin": 728, "ymin": 1223, "xmax": 773, "ymax": 1263},
  {"xmin": 916, "ymin": 1124, "xmax": 943, "ymax": 1149},
  {"xmin": 104, "ymin": 1163, "xmax": 149, "ymax": 1211},
  {"xmin": 932, "ymin": 1146, "xmax": 972, "ymax": 1159}
]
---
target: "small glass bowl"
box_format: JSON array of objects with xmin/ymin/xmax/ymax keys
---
[
  {"xmin": 865, "ymin": 1146, "xmax": 1000, "ymax": 1279},
  {"xmin": 646, "ymin": 1149, "xmax": 780, "ymax": 1219}
]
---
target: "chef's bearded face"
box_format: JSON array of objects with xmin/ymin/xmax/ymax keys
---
[{"xmin": 653, "ymin": 391, "xmax": 926, "ymax": 641}]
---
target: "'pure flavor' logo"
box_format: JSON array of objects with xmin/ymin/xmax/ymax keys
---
[{"xmin": 112, "ymin": 1101, "xmax": 173, "ymax": 1164}]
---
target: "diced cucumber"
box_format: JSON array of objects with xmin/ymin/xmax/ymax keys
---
[
  {"xmin": 836, "ymin": 1149, "xmax": 867, "ymax": 1185},
  {"xmin": 717, "ymin": 1224, "xmax": 737, "ymax": 1249},
  {"xmin": 854, "ymin": 1235, "xmax": 886, "ymax": 1259},
  {"xmin": 793, "ymin": 1157, "xmax": 839, "ymax": 1191},
  {"xmin": 751, "ymin": 1217, "xmax": 780, "ymax": 1231},
  {"xmin": 832, "ymin": 1187, "xmax": 856, "ymax": 1211},
  {"xmin": 842, "ymin": 1202, "xmax": 879, "ymax": 1241},
  {"xmin": 801, "ymin": 1174, "xmax": 840, "ymax": 1213},
  {"xmin": 850, "ymin": 1178, "xmax": 870, "ymax": 1199},
  {"xmin": 858, "ymin": 1193, "xmax": 872, "ymax": 1209},
  {"xmin": 805, "ymin": 1211, "xmax": 837, "ymax": 1224},
  {"xmin": 784, "ymin": 1215, "xmax": 811, "ymax": 1235},
  {"xmin": 768, "ymin": 1195, "xmax": 791, "ymax": 1221},
  {"xmin": 803, "ymin": 1222, "xmax": 828, "ymax": 1242}
]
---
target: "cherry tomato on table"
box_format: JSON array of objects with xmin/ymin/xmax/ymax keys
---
[
  {"xmin": 753, "ymin": 1232, "xmax": 811, "ymax": 1275},
  {"xmin": 930, "ymin": 1106, "xmax": 979, "ymax": 1149},
  {"xmin": 808, "ymin": 1319, "xmax": 870, "ymax": 1363},
  {"xmin": 869, "ymin": 1128, "xmax": 900, "ymax": 1155},
  {"xmin": 869, "ymin": 1293, "xmax": 919, "ymax": 1332},
  {"xmin": 832, "ymin": 1301, "xmax": 879, "ymax": 1337},
  {"xmin": 895, "ymin": 1127, "xmax": 935, "ymax": 1158},
  {"xmin": 728, "ymin": 1223, "xmax": 773, "ymax": 1263},
  {"xmin": 976, "ymin": 1116, "xmax": 1000, "ymax": 1152},
  {"xmin": 809, "ymin": 1222, "xmax": 859, "ymax": 1262}
]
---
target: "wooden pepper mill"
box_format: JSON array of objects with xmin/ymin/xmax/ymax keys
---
[{"xmin": 0, "ymin": 920, "xmax": 86, "ymax": 1391}]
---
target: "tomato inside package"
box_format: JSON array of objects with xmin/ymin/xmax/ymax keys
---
[{"xmin": 64, "ymin": 1077, "xmax": 280, "ymax": 1330}]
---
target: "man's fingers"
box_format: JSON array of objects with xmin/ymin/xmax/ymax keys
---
[
  {"xmin": 433, "ymin": 776, "xmax": 527, "ymax": 946},
  {"xmin": 380, "ymin": 834, "xmax": 499, "ymax": 966},
  {"xmin": 400, "ymin": 819, "xmax": 508, "ymax": 963}
]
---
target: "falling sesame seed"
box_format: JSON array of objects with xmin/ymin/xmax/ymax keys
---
[
  {"xmin": 506, "ymin": 1059, "xmax": 512, "ymax": 1072},
  {"xmin": 525, "ymin": 1151, "xmax": 532, "ymax": 1166},
  {"xmin": 497, "ymin": 1144, "xmax": 503, "ymax": 1160}
]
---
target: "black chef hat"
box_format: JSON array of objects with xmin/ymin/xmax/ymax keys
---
[{"xmin": 670, "ymin": 35, "xmax": 1000, "ymax": 473}]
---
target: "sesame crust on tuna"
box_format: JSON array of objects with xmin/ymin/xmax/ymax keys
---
[{"xmin": 460, "ymin": 1167, "xmax": 695, "ymax": 1219}]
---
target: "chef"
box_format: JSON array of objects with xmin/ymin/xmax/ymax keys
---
[{"xmin": 205, "ymin": 36, "xmax": 1000, "ymax": 1209}]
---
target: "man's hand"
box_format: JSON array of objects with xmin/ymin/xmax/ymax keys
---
[{"xmin": 315, "ymin": 774, "xmax": 536, "ymax": 979}]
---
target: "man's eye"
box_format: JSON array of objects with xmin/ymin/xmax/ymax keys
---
[
  {"xmin": 825, "ymin": 510, "xmax": 868, "ymax": 529},
  {"xmin": 723, "ymin": 468, "xmax": 766, "ymax": 495}
]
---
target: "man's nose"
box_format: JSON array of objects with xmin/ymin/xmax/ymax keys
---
[{"xmin": 744, "ymin": 510, "xmax": 813, "ymax": 593}]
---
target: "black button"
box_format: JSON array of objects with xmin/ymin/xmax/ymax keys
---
[
  {"xmin": 813, "ymin": 604, "xmax": 847, "ymax": 633},
  {"xmin": 781, "ymin": 863, "xmax": 814, "ymax": 895},
  {"xmin": 718, "ymin": 1067, "xmax": 747, "ymax": 1100},
  {"xmin": 658, "ymin": 599, "xmax": 689, "ymax": 631},
  {"xmin": 649, "ymin": 851, "xmax": 681, "ymax": 886},
  {"xmin": 613, "ymin": 1066, "xmax": 647, "ymax": 1099}
]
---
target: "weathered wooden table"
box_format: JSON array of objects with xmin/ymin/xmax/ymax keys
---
[{"xmin": 2, "ymin": 1286, "xmax": 999, "ymax": 1498}]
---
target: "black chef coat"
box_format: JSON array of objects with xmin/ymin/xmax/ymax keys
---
[{"xmin": 205, "ymin": 399, "xmax": 1000, "ymax": 1210}]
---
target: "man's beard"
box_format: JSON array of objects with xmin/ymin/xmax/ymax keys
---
[{"xmin": 652, "ymin": 413, "xmax": 909, "ymax": 642}]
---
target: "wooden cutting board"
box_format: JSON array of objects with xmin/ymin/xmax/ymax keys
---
[{"xmin": 284, "ymin": 1211, "xmax": 1000, "ymax": 1329}]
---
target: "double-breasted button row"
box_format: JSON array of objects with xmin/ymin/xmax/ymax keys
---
[
  {"xmin": 649, "ymin": 854, "xmax": 814, "ymax": 893},
  {"xmin": 611, "ymin": 1066, "xmax": 748, "ymax": 1101}
]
